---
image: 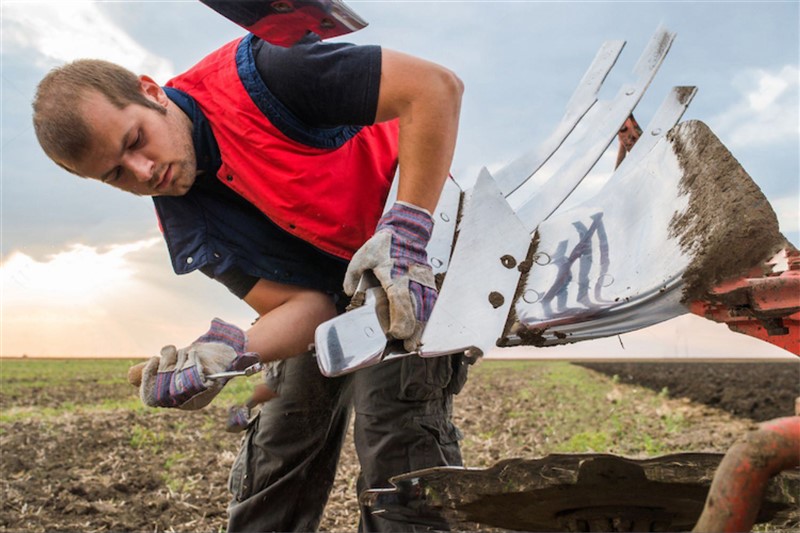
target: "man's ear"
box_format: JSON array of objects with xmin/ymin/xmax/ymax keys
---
[{"xmin": 139, "ymin": 75, "xmax": 168, "ymax": 107}]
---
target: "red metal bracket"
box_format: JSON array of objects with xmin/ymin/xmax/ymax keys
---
[{"xmin": 689, "ymin": 247, "xmax": 800, "ymax": 356}]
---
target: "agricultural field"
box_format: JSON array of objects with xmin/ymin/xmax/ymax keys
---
[{"xmin": 1, "ymin": 357, "xmax": 798, "ymax": 532}]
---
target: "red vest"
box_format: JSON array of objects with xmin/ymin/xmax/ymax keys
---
[{"xmin": 167, "ymin": 37, "xmax": 399, "ymax": 260}]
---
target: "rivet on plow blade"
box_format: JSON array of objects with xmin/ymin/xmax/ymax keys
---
[
  {"xmin": 501, "ymin": 255, "xmax": 517, "ymax": 269},
  {"xmin": 488, "ymin": 292, "xmax": 505, "ymax": 309},
  {"xmin": 271, "ymin": 1, "xmax": 293, "ymax": 14}
]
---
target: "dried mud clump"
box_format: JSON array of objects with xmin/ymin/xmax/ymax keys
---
[{"xmin": 667, "ymin": 120, "xmax": 786, "ymax": 303}]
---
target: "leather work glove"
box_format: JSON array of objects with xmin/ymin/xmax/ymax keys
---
[
  {"xmin": 344, "ymin": 201, "xmax": 437, "ymax": 351},
  {"xmin": 140, "ymin": 318, "xmax": 260, "ymax": 410}
]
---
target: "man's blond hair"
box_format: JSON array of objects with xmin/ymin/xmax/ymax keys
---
[{"xmin": 32, "ymin": 59, "xmax": 165, "ymax": 170}]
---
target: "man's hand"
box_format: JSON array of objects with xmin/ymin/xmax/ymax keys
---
[
  {"xmin": 139, "ymin": 318, "xmax": 260, "ymax": 410},
  {"xmin": 344, "ymin": 202, "xmax": 436, "ymax": 351}
]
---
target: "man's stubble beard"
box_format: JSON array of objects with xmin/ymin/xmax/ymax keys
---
[{"xmin": 169, "ymin": 134, "xmax": 198, "ymax": 197}]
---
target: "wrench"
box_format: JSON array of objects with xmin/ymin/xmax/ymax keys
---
[{"xmin": 206, "ymin": 362, "xmax": 265, "ymax": 380}]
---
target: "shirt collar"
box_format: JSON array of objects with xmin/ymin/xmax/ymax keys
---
[{"xmin": 163, "ymin": 86, "xmax": 221, "ymax": 178}]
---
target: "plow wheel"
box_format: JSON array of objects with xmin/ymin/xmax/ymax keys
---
[{"xmin": 361, "ymin": 453, "xmax": 799, "ymax": 532}]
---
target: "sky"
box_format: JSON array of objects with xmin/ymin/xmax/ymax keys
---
[{"xmin": 1, "ymin": 0, "xmax": 798, "ymax": 360}]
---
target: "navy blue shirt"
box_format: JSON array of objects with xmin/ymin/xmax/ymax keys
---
[{"xmin": 153, "ymin": 34, "xmax": 382, "ymax": 299}]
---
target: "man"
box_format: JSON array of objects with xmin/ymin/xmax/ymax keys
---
[
  {"xmin": 32, "ymin": 31, "xmax": 467, "ymax": 532},
  {"xmin": 615, "ymin": 114, "xmax": 643, "ymax": 169}
]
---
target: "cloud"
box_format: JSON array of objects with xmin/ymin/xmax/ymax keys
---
[
  {"xmin": 1, "ymin": 238, "xmax": 161, "ymax": 304},
  {"xmin": 0, "ymin": 238, "xmax": 156, "ymax": 356},
  {"xmin": 771, "ymin": 195, "xmax": 800, "ymax": 237},
  {"xmin": 2, "ymin": 1, "xmax": 174, "ymax": 80},
  {"xmin": 711, "ymin": 65, "xmax": 799, "ymax": 149},
  {"xmin": 0, "ymin": 237, "xmax": 255, "ymax": 357}
]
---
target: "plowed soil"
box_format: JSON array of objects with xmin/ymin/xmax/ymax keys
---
[
  {"xmin": 581, "ymin": 362, "xmax": 800, "ymax": 422},
  {"xmin": 1, "ymin": 360, "xmax": 798, "ymax": 532}
]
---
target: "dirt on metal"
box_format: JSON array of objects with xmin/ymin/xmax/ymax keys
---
[{"xmin": 667, "ymin": 120, "xmax": 787, "ymax": 304}]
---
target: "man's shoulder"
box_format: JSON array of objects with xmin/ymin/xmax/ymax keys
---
[{"xmin": 250, "ymin": 33, "xmax": 381, "ymax": 129}]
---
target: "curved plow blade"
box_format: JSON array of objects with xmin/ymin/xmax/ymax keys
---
[
  {"xmin": 508, "ymin": 27, "xmax": 676, "ymax": 228},
  {"xmin": 494, "ymin": 39, "xmax": 625, "ymax": 197},
  {"xmin": 506, "ymin": 121, "xmax": 788, "ymax": 348},
  {"xmin": 423, "ymin": 89, "xmax": 699, "ymax": 356},
  {"xmin": 313, "ymin": 26, "xmax": 795, "ymax": 376}
]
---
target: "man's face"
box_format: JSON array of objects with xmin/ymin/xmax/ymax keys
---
[{"xmin": 65, "ymin": 77, "xmax": 197, "ymax": 196}]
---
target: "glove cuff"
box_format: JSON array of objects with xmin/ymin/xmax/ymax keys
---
[
  {"xmin": 378, "ymin": 202, "xmax": 434, "ymax": 243},
  {"xmin": 394, "ymin": 200, "xmax": 432, "ymax": 218},
  {"xmin": 195, "ymin": 318, "xmax": 247, "ymax": 354}
]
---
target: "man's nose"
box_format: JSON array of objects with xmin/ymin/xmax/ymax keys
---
[{"xmin": 123, "ymin": 152, "xmax": 155, "ymax": 182}]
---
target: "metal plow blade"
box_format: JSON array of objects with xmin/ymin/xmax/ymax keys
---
[
  {"xmin": 421, "ymin": 87, "xmax": 700, "ymax": 356},
  {"xmin": 314, "ymin": 26, "xmax": 797, "ymax": 377},
  {"xmin": 502, "ymin": 120, "xmax": 789, "ymax": 348},
  {"xmin": 361, "ymin": 453, "xmax": 799, "ymax": 532}
]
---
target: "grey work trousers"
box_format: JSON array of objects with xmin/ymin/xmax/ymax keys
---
[{"xmin": 226, "ymin": 351, "xmax": 467, "ymax": 532}]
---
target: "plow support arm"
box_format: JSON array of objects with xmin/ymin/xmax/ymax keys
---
[{"xmin": 693, "ymin": 416, "xmax": 800, "ymax": 533}]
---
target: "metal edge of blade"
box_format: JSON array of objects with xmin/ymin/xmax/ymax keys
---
[
  {"xmin": 314, "ymin": 302, "xmax": 387, "ymax": 376},
  {"xmin": 509, "ymin": 276, "xmax": 687, "ymax": 347},
  {"xmin": 508, "ymin": 27, "xmax": 677, "ymax": 231},
  {"xmin": 614, "ymin": 85, "xmax": 698, "ymax": 175},
  {"xmin": 493, "ymin": 40, "xmax": 626, "ymax": 198},
  {"xmin": 327, "ymin": 0, "xmax": 369, "ymax": 31}
]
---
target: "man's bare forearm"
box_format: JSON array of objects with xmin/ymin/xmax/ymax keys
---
[
  {"xmin": 376, "ymin": 49, "xmax": 463, "ymax": 213},
  {"xmin": 245, "ymin": 289, "xmax": 337, "ymax": 362}
]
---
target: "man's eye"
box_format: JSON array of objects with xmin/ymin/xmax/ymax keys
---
[
  {"xmin": 105, "ymin": 168, "xmax": 121, "ymax": 183},
  {"xmin": 130, "ymin": 131, "xmax": 143, "ymax": 149}
]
